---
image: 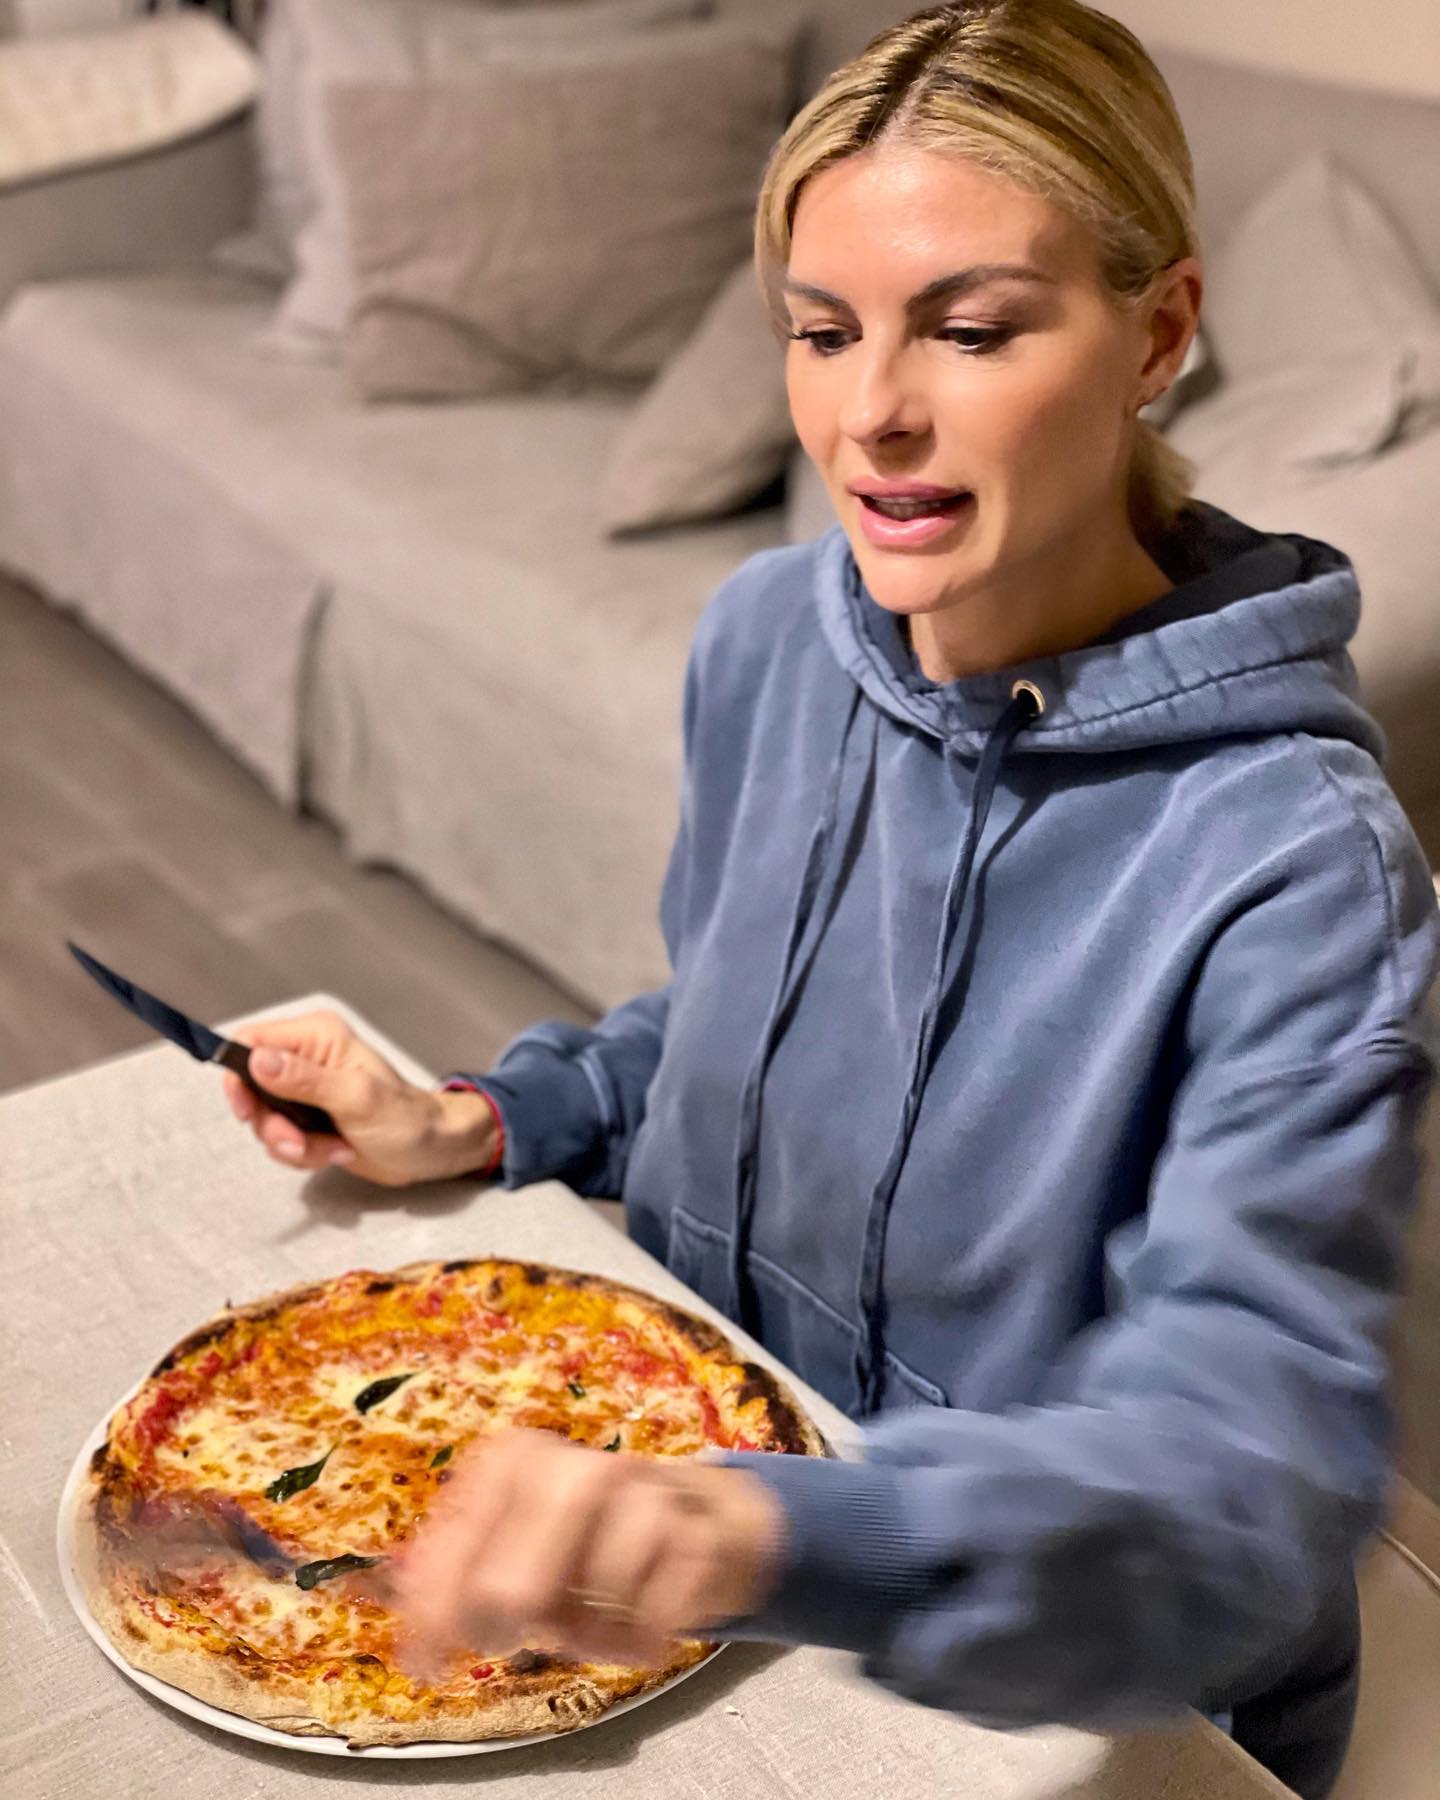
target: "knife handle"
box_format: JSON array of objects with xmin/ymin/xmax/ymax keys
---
[{"xmin": 214, "ymin": 1040, "xmax": 339, "ymax": 1138}]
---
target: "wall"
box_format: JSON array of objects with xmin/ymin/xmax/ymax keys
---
[
  {"xmin": 1102, "ymin": 0, "xmax": 1440, "ymax": 102},
  {"xmin": 26, "ymin": 0, "xmax": 1439, "ymax": 92},
  {"xmin": 8, "ymin": 0, "xmax": 1440, "ymax": 98}
]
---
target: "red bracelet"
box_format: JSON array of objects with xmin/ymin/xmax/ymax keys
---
[{"xmin": 440, "ymin": 1079, "xmax": 505, "ymax": 1178}]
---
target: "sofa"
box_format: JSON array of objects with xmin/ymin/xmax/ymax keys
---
[{"xmin": 1, "ymin": 3, "xmax": 1438, "ymax": 1014}]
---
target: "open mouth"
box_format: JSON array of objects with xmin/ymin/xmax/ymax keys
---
[{"xmin": 860, "ymin": 492, "xmax": 972, "ymax": 520}]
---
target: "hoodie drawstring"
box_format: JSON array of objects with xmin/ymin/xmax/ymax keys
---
[
  {"xmin": 724, "ymin": 685, "xmax": 867, "ymax": 1333},
  {"xmin": 853, "ymin": 681, "xmax": 1043, "ymax": 1413},
  {"xmin": 723, "ymin": 676, "xmax": 1045, "ymax": 1402}
]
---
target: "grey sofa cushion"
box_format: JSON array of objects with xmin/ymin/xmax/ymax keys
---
[
  {"xmin": 329, "ymin": 12, "xmax": 802, "ymax": 400},
  {"xmin": 264, "ymin": 0, "xmax": 712, "ymax": 359},
  {"xmin": 1197, "ymin": 150, "xmax": 1440, "ymax": 452},
  {"xmin": 598, "ymin": 258, "xmax": 796, "ymax": 534}
]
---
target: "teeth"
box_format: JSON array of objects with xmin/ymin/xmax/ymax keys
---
[{"xmin": 868, "ymin": 494, "xmax": 969, "ymax": 519}]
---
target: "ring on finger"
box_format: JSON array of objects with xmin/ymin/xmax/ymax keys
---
[{"xmin": 567, "ymin": 1587, "xmax": 638, "ymax": 1623}]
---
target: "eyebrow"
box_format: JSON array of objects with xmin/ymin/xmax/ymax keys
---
[{"xmin": 782, "ymin": 264, "xmax": 1056, "ymax": 310}]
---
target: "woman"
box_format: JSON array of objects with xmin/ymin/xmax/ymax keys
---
[{"xmin": 226, "ymin": 5, "xmax": 1440, "ymax": 1794}]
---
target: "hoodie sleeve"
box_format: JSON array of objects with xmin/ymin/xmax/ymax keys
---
[
  {"xmin": 439, "ymin": 645, "xmax": 705, "ymax": 1199},
  {"xmin": 709, "ymin": 813, "xmax": 1440, "ymax": 1731}
]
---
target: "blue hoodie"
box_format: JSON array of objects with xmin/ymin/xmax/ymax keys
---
[{"xmin": 451, "ymin": 499, "xmax": 1439, "ymax": 1737}]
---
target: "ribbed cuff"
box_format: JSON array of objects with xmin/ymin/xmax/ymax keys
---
[
  {"xmin": 703, "ymin": 1451, "xmax": 941, "ymax": 1653},
  {"xmin": 439, "ymin": 1049, "xmax": 603, "ymax": 1191},
  {"xmin": 439, "ymin": 1078, "xmax": 504, "ymax": 1177}
]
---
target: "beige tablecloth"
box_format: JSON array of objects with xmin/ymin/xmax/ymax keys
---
[{"xmin": 0, "ymin": 995, "xmax": 1290, "ymax": 1799}]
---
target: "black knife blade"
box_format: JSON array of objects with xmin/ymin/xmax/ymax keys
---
[{"xmin": 66, "ymin": 941, "xmax": 337, "ymax": 1138}]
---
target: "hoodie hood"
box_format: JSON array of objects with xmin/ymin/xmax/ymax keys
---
[{"xmin": 816, "ymin": 498, "xmax": 1384, "ymax": 760}]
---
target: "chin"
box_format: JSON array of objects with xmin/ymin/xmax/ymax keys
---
[{"xmin": 847, "ymin": 536, "xmax": 979, "ymax": 619}]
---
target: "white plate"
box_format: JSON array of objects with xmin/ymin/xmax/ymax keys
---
[{"xmin": 57, "ymin": 1375, "xmax": 723, "ymax": 1758}]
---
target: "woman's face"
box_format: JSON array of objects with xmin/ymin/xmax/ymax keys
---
[{"xmin": 784, "ymin": 142, "xmax": 1200, "ymax": 672}]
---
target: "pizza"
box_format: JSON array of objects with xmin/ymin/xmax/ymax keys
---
[{"xmin": 75, "ymin": 1256, "xmax": 828, "ymax": 1747}]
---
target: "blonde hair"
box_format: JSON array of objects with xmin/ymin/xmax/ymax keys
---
[{"xmin": 754, "ymin": 0, "xmax": 1201, "ymax": 549}]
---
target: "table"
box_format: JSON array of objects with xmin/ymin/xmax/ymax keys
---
[{"xmin": 0, "ymin": 996, "xmax": 1291, "ymax": 1799}]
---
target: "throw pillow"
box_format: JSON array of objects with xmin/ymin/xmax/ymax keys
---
[
  {"xmin": 328, "ymin": 12, "xmax": 803, "ymax": 400},
  {"xmin": 1165, "ymin": 349, "xmax": 1417, "ymax": 489},
  {"xmin": 0, "ymin": 13, "xmax": 258, "ymax": 189},
  {"xmin": 262, "ymin": 0, "xmax": 713, "ymax": 360},
  {"xmin": 1200, "ymin": 149, "xmax": 1440, "ymax": 447},
  {"xmin": 247, "ymin": 0, "xmax": 309, "ymax": 277},
  {"xmin": 598, "ymin": 259, "xmax": 795, "ymax": 535}
]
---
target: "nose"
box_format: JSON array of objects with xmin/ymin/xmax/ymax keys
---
[{"xmin": 835, "ymin": 338, "xmax": 932, "ymax": 448}]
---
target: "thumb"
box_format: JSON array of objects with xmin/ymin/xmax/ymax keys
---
[
  {"xmin": 249, "ymin": 1044, "xmax": 373, "ymax": 1120},
  {"xmin": 249, "ymin": 1044, "xmax": 323, "ymax": 1099}
]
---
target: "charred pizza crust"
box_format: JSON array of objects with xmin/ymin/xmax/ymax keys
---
[{"xmin": 78, "ymin": 1257, "xmax": 828, "ymax": 1746}]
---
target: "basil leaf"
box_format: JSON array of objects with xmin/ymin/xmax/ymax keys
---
[
  {"xmin": 603, "ymin": 1435, "xmax": 621, "ymax": 1452},
  {"xmin": 264, "ymin": 1448, "xmax": 333, "ymax": 1503},
  {"xmin": 353, "ymin": 1373, "xmax": 415, "ymax": 1414},
  {"xmin": 294, "ymin": 1554, "xmax": 383, "ymax": 1591},
  {"xmin": 430, "ymin": 1445, "xmax": 453, "ymax": 1469},
  {"xmin": 567, "ymin": 1381, "xmax": 586, "ymax": 1398}
]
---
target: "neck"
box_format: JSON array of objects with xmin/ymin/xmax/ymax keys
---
[{"xmin": 900, "ymin": 517, "xmax": 1175, "ymax": 682}]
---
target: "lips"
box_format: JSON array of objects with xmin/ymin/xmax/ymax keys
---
[
  {"xmin": 848, "ymin": 482, "xmax": 969, "ymax": 501},
  {"xmin": 856, "ymin": 490, "xmax": 975, "ymax": 547}
]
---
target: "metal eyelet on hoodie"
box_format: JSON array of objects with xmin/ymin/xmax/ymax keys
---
[{"xmin": 1011, "ymin": 678, "xmax": 1047, "ymax": 715}]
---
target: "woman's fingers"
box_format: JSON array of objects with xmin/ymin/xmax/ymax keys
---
[
  {"xmin": 384, "ymin": 1433, "xmax": 785, "ymax": 1681},
  {"xmin": 390, "ymin": 1442, "xmax": 525, "ymax": 1666},
  {"xmin": 244, "ymin": 1105, "xmax": 353, "ymax": 1168},
  {"xmin": 460, "ymin": 1442, "xmax": 614, "ymax": 1648},
  {"xmin": 222, "ymin": 1015, "xmax": 442, "ymax": 1186},
  {"xmin": 221, "ymin": 1070, "xmax": 255, "ymax": 1122},
  {"xmin": 388, "ymin": 1434, "xmax": 706, "ymax": 1673},
  {"xmin": 547, "ymin": 1474, "xmax": 677, "ymax": 1662},
  {"xmin": 233, "ymin": 1010, "xmax": 356, "ymax": 1064},
  {"xmin": 220, "ymin": 1019, "xmax": 366, "ymax": 1175},
  {"xmin": 391, "ymin": 1431, "xmax": 613, "ymax": 1664},
  {"xmin": 629, "ymin": 1486, "xmax": 728, "ymax": 1642},
  {"xmin": 264, "ymin": 1127, "xmax": 355, "ymax": 1169}
]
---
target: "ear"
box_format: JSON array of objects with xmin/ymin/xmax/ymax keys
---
[{"xmin": 1134, "ymin": 255, "xmax": 1204, "ymax": 409}]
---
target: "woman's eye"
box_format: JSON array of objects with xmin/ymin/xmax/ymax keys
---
[
  {"xmin": 787, "ymin": 326, "xmax": 1012, "ymax": 358},
  {"xmin": 940, "ymin": 326, "xmax": 1013, "ymax": 355},
  {"xmin": 788, "ymin": 327, "xmax": 849, "ymax": 356}
]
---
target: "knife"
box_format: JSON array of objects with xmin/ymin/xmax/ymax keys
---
[
  {"xmin": 124, "ymin": 1492, "xmax": 300, "ymax": 1581},
  {"xmin": 66, "ymin": 941, "xmax": 337, "ymax": 1137}
]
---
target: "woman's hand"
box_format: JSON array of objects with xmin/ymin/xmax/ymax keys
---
[
  {"xmin": 221, "ymin": 1009, "xmax": 499, "ymax": 1186},
  {"xmin": 383, "ymin": 1427, "xmax": 790, "ymax": 1673}
]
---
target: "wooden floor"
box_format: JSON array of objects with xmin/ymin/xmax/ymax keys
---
[{"xmin": 0, "ymin": 571, "xmax": 611, "ymax": 1186}]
